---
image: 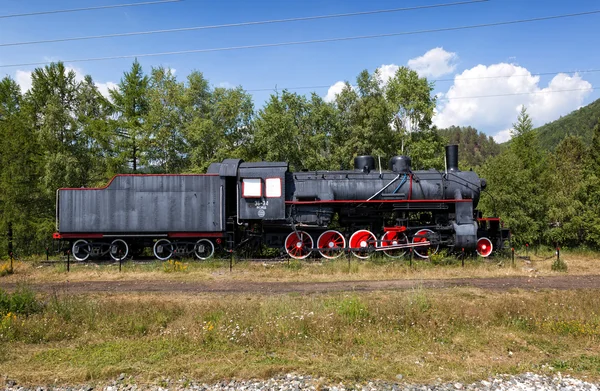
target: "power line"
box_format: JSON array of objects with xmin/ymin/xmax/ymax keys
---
[
  {"xmin": 439, "ymin": 87, "xmax": 598, "ymax": 101},
  {"xmin": 0, "ymin": 0, "xmax": 487, "ymax": 47},
  {"xmin": 437, "ymin": 69, "xmax": 600, "ymax": 82},
  {"xmin": 249, "ymin": 86, "xmax": 598, "ymax": 100},
  {"xmin": 246, "ymin": 69, "xmax": 600, "ymax": 92},
  {"xmin": 2, "ymin": 8, "xmax": 599, "ymax": 69},
  {"xmin": 0, "ymin": 0, "xmax": 182, "ymax": 19}
]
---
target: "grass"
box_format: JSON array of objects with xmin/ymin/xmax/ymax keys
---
[
  {"xmin": 1, "ymin": 287, "xmax": 600, "ymax": 385},
  {"xmin": 2, "ymin": 248, "xmax": 598, "ymax": 284},
  {"xmin": 0, "ymin": 286, "xmax": 43, "ymax": 316}
]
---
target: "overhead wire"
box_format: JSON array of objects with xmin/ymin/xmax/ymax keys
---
[
  {"xmin": 438, "ymin": 87, "xmax": 600, "ymax": 101},
  {"xmin": 0, "ymin": 0, "xmax": 182, "ymax": 19},
  {"xmin": 250, "ymin": 86, "xmax": 599, "ymax": 101},
  {"xmin": 2, "ymin": 9, "xmax": 600, "ymax": 68},
  {"xmin": 436, "ymin": 69, "xmax": 600, "ymax": 83},
  {"xmin": 245, "ymin": 69, "xmax": 600, "ymax": 92},
  {"xmin": 0, "ymin": 0, "xmax": 488, "ymax": 47}
]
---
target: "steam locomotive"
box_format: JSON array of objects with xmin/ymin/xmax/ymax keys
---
[{"xmin": 53, "ymin": 145, "xmax": 509, "ymax": 261}]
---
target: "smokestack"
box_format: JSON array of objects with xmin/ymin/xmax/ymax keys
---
[{"xmin": 445, "ymin": 144, "xmax": 459, "ymax": 172}]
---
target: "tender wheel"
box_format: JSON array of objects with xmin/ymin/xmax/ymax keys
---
[
  {"xmin": 109, "ymin": 239, "xmax": 129, "ymax": 261},
  {"xmin": 72, "ymin": 239, "xmax": 91, "ymax": 262},
  {"xmin": 153, "ymin": 239, "xmax": 174, "ymax": 261},
  {"xmin": 476, "ymin": 237, "xmax": 493, "ymax": 257},
  {"xmin": 317, "ymin": 230, "xmax": 346, "ymax": 259},
  {"xmin": 285, "ymin": 231, "xmax": 313, "ymax": 260},
  {"xmin": 412, "ymin": 229, "xmax": 439, "ymax": 259},
  {"xmin": 349, "ymin": 230, "xmax": 377, "ymax": 259},
  {"xmin": 195, "ymin": 239, "xmax": 215, "ymax": 260},
  {"xmin": 380, "ymin": 231, "xmax": 409, "ymax": 258}
]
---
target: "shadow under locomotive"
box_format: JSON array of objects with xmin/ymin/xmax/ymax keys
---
[{"xmin": 53, "ymin": 145, "xmax": 510, "ymax": 262}]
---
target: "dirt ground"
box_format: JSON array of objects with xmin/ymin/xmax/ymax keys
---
[{"xmin": 4, "ymin": 274, "xmax": 600, "ymax": 294}]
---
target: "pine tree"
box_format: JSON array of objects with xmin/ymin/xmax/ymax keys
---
[
  {"xmin": 510, "ymin": 105, "xmax": 537, "ymax": 165},
  {"xmin": 25, "ymin": 62, "xmax": 90, "ymax": 204},
  {"xmin": 0, "ymin": 77, "xmax": 46, "ymax": 254},
  {"xmin": 580, "ymin": 119, "xmax": 600, "ymax": 246},
  {"xmin": 109, "ymin": 59, "xmax": 150, "ymax": 172},
  {"xmin": 512, "ymin": 105, "xmax": 534, "ymax": 136},
  {"xmin": 546, "ymin": 136, "xmax": 586, "ymax": 246},
  {"xmin": 76, "ymin": 75, "xmax": 115, "ymax": 184},
  {"xmin": 480, "ymin": 106, "xmax": 548, "ymax": 246}
]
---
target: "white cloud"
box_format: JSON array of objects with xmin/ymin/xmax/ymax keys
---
[
  {"xmin": 13, "ymin": 66, "xmax": 116, "ymax": 98},
  {"xmin": 15, "ymin": 70, "xmax": 32, "ymax": 92},
  {"xmin": 433, "ymin": 63, "xmax": 592, "ymax": 138},
  {"xmin": 324, "ymin": 81, "xmax": 347, "ymax": 103},
  {"xmin": 377, "ymin": 64, "xmax": 399, "ymax": 84},
  {"xmin": 493, "ymin": 128, "xmax": 512, "ymax": 143},
  {"xmin": 63, "ymin": 65, "xmax": 86, "ymax": 83},
  {"xmin": 95, "ymin": 81, "xmax": 118, "ymax": 98},
  {"xmin": 528, "ymin": 73, "xmax": 592, "ymax": 125},
  {"xmin": 355, "ymin": 47, "xmax": 457, "ymax": 93},
  {"xmin": 407, "ymin": 47, "xmax": 458, "ymax": 78}
]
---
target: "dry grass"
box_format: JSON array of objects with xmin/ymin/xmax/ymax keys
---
[
  {"xmin": 1, "ymin": 287, "xmax": 600, "ymax": 386},
  {"xmin": 2, "ymin": 249, "xmax": 598, "ymax": 285}
]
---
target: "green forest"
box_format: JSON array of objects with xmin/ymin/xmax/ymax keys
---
[{"xmin": 1, "ymin": 60, "xmax": 599, "ymax": 255}]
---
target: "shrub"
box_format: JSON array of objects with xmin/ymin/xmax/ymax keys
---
[
  {"xmin": 0, "ymin": 262, "xmax": 13, "ymax": 277},
  {"xmin": 0, "ymin": 287, "xmax": 43, "ymax": 316},
  {"xmin": 163, "ymin": 260, "xmax": 188, "ymax": 273},
  {"xmin": 551, "ymin": 253, "xmax": 568, "ymax": 272},
  {"xmin": 429, "ymin": 249, "xmax": 451, "ymax": 265}
]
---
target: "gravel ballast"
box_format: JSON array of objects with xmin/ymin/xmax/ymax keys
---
[{"xmin": 3, "ymin": 373, "xmax": 600, "ymax": 391}]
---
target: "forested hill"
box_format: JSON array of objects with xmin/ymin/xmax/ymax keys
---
[
  {"xmin": 535, "ymin": 98, "xmax": 600, "ymax": 150},
  {"xmin": 437, "ymin": 126, "xmax": 502, "ymax": 168}
]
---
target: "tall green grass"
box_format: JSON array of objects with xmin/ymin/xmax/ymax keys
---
[{"xmin": 2, "ymin": 287, "xmax": 600, "ymax": 384}]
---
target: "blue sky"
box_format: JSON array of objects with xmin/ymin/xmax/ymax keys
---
[{"xmin": 1, "ymin": 0, "xmax": 599, "ymax": 141}]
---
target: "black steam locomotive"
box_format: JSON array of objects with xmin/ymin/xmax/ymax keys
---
[{"xmin": 53, "ymin": 145, "xmax": 509, "ymax": 261}]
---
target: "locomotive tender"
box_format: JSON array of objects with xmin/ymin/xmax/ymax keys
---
[{"xmin": 54, "ymin": 145, "xmax": 509, "ymax": 261}]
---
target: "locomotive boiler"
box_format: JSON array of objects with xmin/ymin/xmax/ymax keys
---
[{"xmin": 54, "ymin": 145, "xmax": 509, "ymax": 261}]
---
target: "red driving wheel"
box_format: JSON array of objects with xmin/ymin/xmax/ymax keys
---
[
  {"xmin": 349, "ymin": 230, "xmax": 377, "ymax": 259},
  {"xmin": 380, "ymin": 231, "xmax": 409, "ymax": 258},
  {"xmin": 317, "ymin": 230, "xmax": 346, "ymax": 259},
  {"xmin": 476, "ymin": 237, "xmax": 493, "ymax": 257},
  {"xmin": 285, "ymin": 231, "xmax": 313, "ymax": 259}
]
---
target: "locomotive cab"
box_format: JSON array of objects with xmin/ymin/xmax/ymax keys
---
[
  {"xmin": 237, "ymin": 162, "xmax": 288, "ymax": 221},
  {"xmin": 208, "ymin": 160, "xmax": 289, "ymax": 221}
]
